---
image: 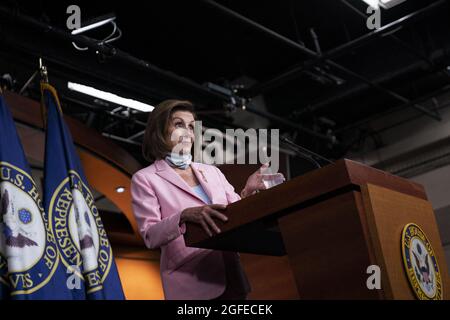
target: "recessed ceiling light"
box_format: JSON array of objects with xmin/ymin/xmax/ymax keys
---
[{"xmin": 116, "ymin": 187, "xmax": 125, "ymax": 193}]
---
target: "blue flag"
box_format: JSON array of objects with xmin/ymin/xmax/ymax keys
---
[
  {"xmin": 41, "ymin": 83, "xmax": 125, "ymax": 300},
  {"xmin": 0, "ymin": 93, "xmax": 72, "ymax": 300}
]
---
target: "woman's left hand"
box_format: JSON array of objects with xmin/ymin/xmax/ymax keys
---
[{"xmin": 240, "ymin": 163, "xmax": 285, "ymax": 198}]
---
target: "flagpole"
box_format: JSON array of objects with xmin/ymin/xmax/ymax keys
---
[
  {"xmin": 39, "ymin": 58, "xmax": 49, "ymax": 84},
  {"xmin": 39, "ymin": 58, "xmax": 49, "ymax": 128}
]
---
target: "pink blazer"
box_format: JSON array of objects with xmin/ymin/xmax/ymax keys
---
[{"xmin": 130, "ymin": 159, "xmax": 251, "ymax": 300}]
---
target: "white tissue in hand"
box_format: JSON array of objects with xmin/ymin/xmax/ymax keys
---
[
  {"xmin": 262, "ymin": 167, "xmax": 284, "ymax": 189},
  {"xmin": 262, "ymin": 173, "xmax": 285, "ymax": 189}
]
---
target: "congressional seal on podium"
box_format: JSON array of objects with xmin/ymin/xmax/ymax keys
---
[{"xmin": 401, "ymin": 223, "xmax": 442, "ymax": 300}]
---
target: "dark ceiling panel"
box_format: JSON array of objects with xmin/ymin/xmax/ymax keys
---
[{"xmin": 1, "ymin": 0, "xmax": 449, "ymax": 161}]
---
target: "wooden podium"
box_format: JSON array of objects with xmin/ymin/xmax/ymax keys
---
[{"xmin": 184, "ymin": 159, "xmax": 450, "ymax": 299}]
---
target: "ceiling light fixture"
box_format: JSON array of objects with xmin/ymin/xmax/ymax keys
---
[
  {"xmin": 70, "ymin": 13, "xmax": 122, "ymax": 51},
  {"xmin": 362, "ymin": 0, "xmax": 407, "ymax": 9},
  {"xmin": 71, "ymin": 14, "xmax": 116, "ymax": 35},
  {"xmin": 67, "ymin": 82, "xmax": 154, "ymax": 113}
]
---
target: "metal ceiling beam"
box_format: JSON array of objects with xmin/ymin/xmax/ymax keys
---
[
  {"xmin": 340, "ymin": 0, "xmax": 450, "ymax": 81},
  {"xmin": 0, "ymin": 5, "xmax": 226, "ymax": 103},
  {"xmin": 200, "ymin": 0, "xmax": 443, "ymax": 120},
  {"xmin": 101, "ymin": 133, "xmax": 141, "ymax": 146},
  {"xmin": 244, "ymin": 103, "xmax": 332, "ymax": 141},
  {"xmin": 0, "ymin": 4, "xmax": 334, "ymax": 142},
  {"xmin": 299, "ymin": 58, "xmax": 429, "ymax": 115},
  {"xmin": 127, "ymin": 130, "xmax": 145, "ymax": 141},
  {"xmin": 61, "ymin": 95, "xmax": 144, "ymax": 125},
  {"xmin": 293, "ymin": 1, "xmax": 450, "ymax": 119},
  {"xmin": 245, "ymin": 0, "xmax": 446, "ymax": 96},
  {"xmin": 336, "ymin": 84, "xmax": 450, "ymax": 134}
]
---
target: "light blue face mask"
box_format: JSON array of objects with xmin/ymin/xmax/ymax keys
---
[{"xmin": 165, "ymin": 152, "xmax": 192, "ymax": 170}]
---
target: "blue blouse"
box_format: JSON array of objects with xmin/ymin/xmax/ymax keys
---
[{"xmin": 191, "ymin": 184, "xmax": 212, "ymax": 205}]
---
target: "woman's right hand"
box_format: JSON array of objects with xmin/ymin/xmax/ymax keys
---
[{"xmin": 180, "ymin": 204, "xmax": 228, "ymax": 237}]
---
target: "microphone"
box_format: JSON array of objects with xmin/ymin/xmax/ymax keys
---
[{"xmin": 279, "ymin": 136, "xmax": 333, "ymax": 169}]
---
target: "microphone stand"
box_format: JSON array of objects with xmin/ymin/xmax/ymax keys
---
[{"xmin": 280, "ymin": 136, "xmax": 333, "ymax": 169}]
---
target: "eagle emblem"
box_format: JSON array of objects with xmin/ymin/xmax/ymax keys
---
[
  {"xmin": 0, "ymin": 162, "xmax": 57, "ymax": 294},
  {"xmin": 1, "ymin": 189, "xmax": 38, "ymax": 249},
  {"xmin": 402, "ymin": 223, "xmax": 443, "ymax": 300},
  {"xmin": 75, "ymin": 205, "xmax": 94, "ymax": 250}
]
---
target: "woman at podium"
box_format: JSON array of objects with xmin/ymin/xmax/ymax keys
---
[{"xmin": 130, "ymin": 99, "xmax": 284, "ymax": 300}]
